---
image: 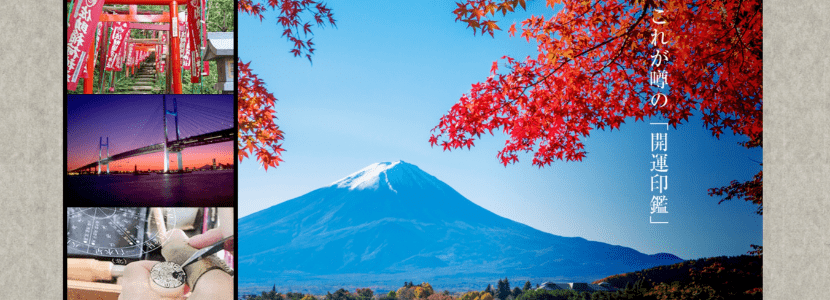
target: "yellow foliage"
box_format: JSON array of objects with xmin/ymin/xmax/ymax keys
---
[
  {"xmin": 414, "ymin": 287, "xmax": 425, "ymax": 299},
  {"xmin": 460, "ymin": 291, "xmax": 480, "ymax": 300},
  {"xmin": 475, "ymin": 292, "xmax": 493, "ymax": 300},
  {"xmin": 413, "ymin": 283, "xmax": 434, "ymax": 299},
  {"xmin": 421, "ymin": 283, "xmax": 434, "ymax": 295}
]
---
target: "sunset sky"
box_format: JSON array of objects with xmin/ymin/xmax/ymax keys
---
[{"xmin": 67, "ymin": 94, "xmax": 233, "ymax": 172}]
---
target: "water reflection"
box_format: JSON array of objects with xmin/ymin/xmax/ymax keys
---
[{"xmin": 66, "ymin": 170, "xmax": 234, "ymax": 207}]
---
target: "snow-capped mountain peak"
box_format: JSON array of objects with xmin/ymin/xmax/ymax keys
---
[
  {"xmin": 331, "ymin": 161, "xmax": 401, "ymax": 191},
  {"xmin": 330, "ymin": 161, "xmax": 443, "ymax": 192}
]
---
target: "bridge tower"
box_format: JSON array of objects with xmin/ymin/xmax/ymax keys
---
[
  {"xmin": 163, "ymin": 96, "xmax": 183, "ymax": 173},
  {"xmin": 97, "ymin": 137, "xmax": 110, "ymax": 174},
  {"xmin": 163, "ymin": 96, "xmax": 168, "ymax": 173}
]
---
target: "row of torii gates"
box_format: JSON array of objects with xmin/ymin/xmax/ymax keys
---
[{"xmin": 67, "ymin": 0, "xmax": 210, "ymax": 94}]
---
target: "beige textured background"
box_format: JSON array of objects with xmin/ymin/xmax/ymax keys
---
[
  {"xmin": 0, "ymin": 1, "xmax": 63, "ymax": 299},
  {"xmin": 0, "ymin": 0, "xmax": 824, "ymax": 299},
  {"xmin": 763, "ymin": 0, "xmax": 830, "ymax": 298}
]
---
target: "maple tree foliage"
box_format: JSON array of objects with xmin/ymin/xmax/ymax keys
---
[
  {"xmin": 239, "ymin": 0, "xmax": 335, "ymax": 62},
  {"xmin": 237, "ymin": 0, "xmax": 335, "ymax": 170},
  {"xmin": 708, "ymin": 168, "xmax": 762, "ymax": 215},
  {"xmin": 238, "ymin": 61, "xmax": 284, "ymax": 170},
  {"xmin": 430, "ymin": 0, "xmax": 762, "ymax": 209}
]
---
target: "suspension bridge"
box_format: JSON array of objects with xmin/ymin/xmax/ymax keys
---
[{"xmin": 69, "ymin": 95, "xmax": 234, "ymax": 174}]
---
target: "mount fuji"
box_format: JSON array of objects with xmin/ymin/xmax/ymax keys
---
[{"xmin": 239, "ymin": 161, "xmax": 681, "ymax": 292}]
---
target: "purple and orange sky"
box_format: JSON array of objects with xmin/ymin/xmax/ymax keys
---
[{"xmin": 67, "ymin": 94, "xmax": 233, "ymax": 172}]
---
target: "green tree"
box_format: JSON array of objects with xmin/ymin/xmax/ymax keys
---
[
  {"xmin": 287, "ymin": 292, "xmax": 304, "ymax": 300},
  {"xmin": 523, "ymin": 281, "xmax": 532, "ymax": 292},
  {"xmin": 496, "ymin": 278, "xmax": 511, "ymax": 300},
  {"xmin": 511, "ymin": 287, "xmax": 522, "ymax": 298},
  {"xmin": 461, "ymin": 291, "xmax": 481, "ymax": 300},
  {"xmin": 206, "ymin": 0, "xmax": 233, "ymax": 31},
  {"xmin": 253, "ymin": 290, "xmax": 283, "ymax": 300},
  {"xmin": 355, "ymin": 288, "xmax": 374, "ymax": 300},
  {"xmin": 326, "ymin": 289, "xmax": 357, "ymax": 300}
]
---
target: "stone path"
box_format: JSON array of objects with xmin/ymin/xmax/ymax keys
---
[{"xmin": 130, "ymin": 63, "xmax": 158, "ymax": 94}]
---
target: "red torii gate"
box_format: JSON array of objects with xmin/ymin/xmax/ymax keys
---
[
  {"xmin": 126, "ymin": 23, "xmax": 168, "ymax": 81},
  {"xmin": 72, "ymin": 0, "xmax": 205, "ymax": 94},
  {"xmin": 106, "ymin": 1, "xmax": 180, "ymax": 94},
  {"xmin": 93, "ymin": 10, "xmax": 170, "ymax": 93}
]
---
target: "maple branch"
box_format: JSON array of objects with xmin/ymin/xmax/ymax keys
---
[
  {"xmin": 593, "ymin": 4, "xmax": 650, "ymax": 76},
  {"xmin": 728, "ymin": 8, "xmax": 760, "ymax": 72},
  {"xmin": 238, "ymin": 1, "xmax": 336, "ymax": 169},
  {"xmin": 613, "ymin": 61, "xmax": 649, "ymax": 105},
  {"xmin": 524, "ymin": 3, "xmax": 650, "ymax": 96},
  {"xmin": 435, "ymin": 0, "xmax": 762, "ymax": 169},
  {"xmin": 708, "ymin": 169, "xmax": 762, "ymax": 215}
]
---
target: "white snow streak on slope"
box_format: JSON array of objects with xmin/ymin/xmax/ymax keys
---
[
  {"xmin": 330, "ymin": 161, "xmax": 444, "ymax": 192},
  {"xmin": 332, "ymin": 161, "xmax": 400, "ymax": 191}
]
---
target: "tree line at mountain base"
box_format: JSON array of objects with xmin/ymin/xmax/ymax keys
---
[{"xmin": 243, "ymin": 255, "xmax": 761, "ymax": 300}]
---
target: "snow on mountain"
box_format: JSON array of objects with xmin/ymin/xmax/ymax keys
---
[
  {"xmin": 239, "ymin": 161, "xmax": 682, "ymax": 291},
  {"xmin": 331, "ymin": 161, "xmax": 446, "ymax": 193}
]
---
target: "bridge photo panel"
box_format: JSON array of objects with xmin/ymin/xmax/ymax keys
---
[{"xmin": 65, "ymin": 94, "xmax": 235, "ymax": 207}]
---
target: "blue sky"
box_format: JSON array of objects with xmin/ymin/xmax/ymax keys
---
[{"xmin": 239, "ymin": 1, "xmax": 762, "ymax": 260}]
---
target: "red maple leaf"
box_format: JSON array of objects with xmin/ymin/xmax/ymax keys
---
[
  {"xmin": 238, "ymin": 0, "xmax": 336, "ymax": 169},
  {"xmin": 433, "ymin": 0, "xmax": 762, "ymax": 210}
]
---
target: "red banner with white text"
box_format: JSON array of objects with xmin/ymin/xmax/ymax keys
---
[
  {"xmin": 67, "ymin": 0, "xmax": 105, "ymax": 90},
  {"xmin": 105, "ymin": 22, "xmax": 130, "ymax": 71}
]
